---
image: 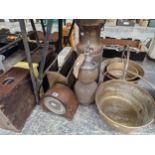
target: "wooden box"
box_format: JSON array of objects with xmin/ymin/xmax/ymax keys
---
[
  {"xmin": 0, "ymin": 67, "xmax": 36, "ymax": 132},
  {"xmin": 103, "ymin": 37, "xmax": 147, "ymax": 61}
]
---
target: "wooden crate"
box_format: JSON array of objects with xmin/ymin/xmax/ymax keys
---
[{"xmin": 102, "ymin": 37, "xmax": 147, "ymax": 61}]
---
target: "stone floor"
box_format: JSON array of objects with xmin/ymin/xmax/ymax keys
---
[{"xmin": 0, "ymin": 21, "xmax": 155, "ymax": 134}]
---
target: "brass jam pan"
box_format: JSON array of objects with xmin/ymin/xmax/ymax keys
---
[
  {"xmin": 105, "ymin": 58, "xmax": 144, "ymax": 77},
  {"xmin": 95, "ymin": 80, "xmax": 155, "ymax": 133},
  {"xmin": 102, "ymin": 58, "xmax": 144, "ymax": 82},
  {"xmin": 106, "ymin": 61, "xmax": 138, "ymax": 81}
]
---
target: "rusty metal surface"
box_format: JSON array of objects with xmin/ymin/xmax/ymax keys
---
[
  {"xmin": 19, "ymin": 19, "xmax": 39, "ymax": 104},
  {"xmin": 40, "ymin": 19, "xmax": 46, "ymax": 36},
  {"xmin": 0, "ymin": 67, "xmax": 36, "ymax": 132},
  {"xmin": 42, "ymin": 83, "xmax": 79, "ymax": 120},
  {"xmin": 38, "ymin": 20, "xmax": 53, "ymax": 90},
  {"xmin": 30, "ymin": 31, "xmax": 58, "ymax": 42},
  {"xmin": 22, "ymin": 46, "xmax": 57, "ymax": 65},
  {"xmin": 30, "ymin": 19, "xmax": 40, "ymax": 46}
]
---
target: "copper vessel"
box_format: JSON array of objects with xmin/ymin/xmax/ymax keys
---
[
  {"xmin": 76, "ymin": 19, "xmax": 106, "ymax": 62},
  {"xmin": 74, "ymin": 80, "xmax": 97, "ymax": 105},
  {"xmin": 42, "ymin": 83, "xmax": 79, "ymax": 120},
  {"xmin": 95, "ymin": 80, "xmax": 155, "ymax": 133}
]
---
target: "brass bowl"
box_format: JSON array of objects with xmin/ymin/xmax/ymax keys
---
[
  {"xmin": 107, "ymin": 62, "xmax": 138, "ymax": 81},
  {"xmin": 95, "ymin": 80, "xmax": 155, "ymax": 133},
  {"xmin": 103, "ymin": 58, "xmax": 144, "ymax": 82}
]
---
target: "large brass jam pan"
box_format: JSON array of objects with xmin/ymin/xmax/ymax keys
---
[
  {"xmin": 107, "ymin": 62, "xmax": 138, "ymax": 81},
  {"xmin": 95, "ymin": 80, "xmax": 155, "ymax": 133}
]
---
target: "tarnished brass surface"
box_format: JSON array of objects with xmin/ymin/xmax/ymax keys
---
[
  {"xmin": 0, "ymin": 68, "xmax": 36, "ymax": 132},
  {"xmin": 74, "ymin": 80, "xmax": 98, "ymax": 105},
  {"xmin": 107, "ymin": 62, "xmax": 138, "ymax": 81},
  {"xmin": 95, "ymin": 80, "xmax": 155, "ymax": 133},
  {"xmin": 129, "ymin": 61, "xmax": 144, "ymax": 78},
  {"xmin": 77, "ymin": 49, "xmax": 99, "ymax": 84},
  {"xmin": 76, "ymin": 20, "xmax": 106, "ymax": 62},
  {"xmin": 103, "ymin": 58, "xmax": 144, "ymax": 82},
  {"xmin": 78, "ymin": 68, "xmax": 99, "ymax": 84}
]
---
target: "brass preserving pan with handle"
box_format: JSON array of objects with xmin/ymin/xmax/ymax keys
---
[{"xmin": 95, "ymin": 79, "xmax": 155, "ymax": 133}]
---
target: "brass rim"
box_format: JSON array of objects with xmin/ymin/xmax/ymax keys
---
[
  {"xmin": 96, "ymin": 80, "xmax": 155, "ymax": 129},
  {"xmin": 106, "ymin": 62, "xmax": 138, "ymax": 81}
]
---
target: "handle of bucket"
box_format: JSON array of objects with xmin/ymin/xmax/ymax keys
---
[
  {"xmin": 122, "ymin": 45, "xmax": 130, "ymax": 80},
  {"xmin": 121, "ymin": 46, "xmax": 127, "ymax": 59},
  {"xmin": 127, "ymin": 70, "xmax": 155, "ymax": 90}
]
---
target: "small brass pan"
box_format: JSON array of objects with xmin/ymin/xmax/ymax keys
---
[
  {"xmin": 105, "ymin": 58, "xmax": 144, "ymax": 77},
  {"xmin": 102, "ymin": 58, "xmax": 144, "ymax": 82},
  {"xmin": 103, "ymin": 71, "xmax": 138, "ymax": 84},
  {"xmin": 107, "ymin": 62, "xmax": 138, "ymax": 81}
]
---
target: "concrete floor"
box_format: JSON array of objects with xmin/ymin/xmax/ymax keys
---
[{"xmin": 0, "ymin": 22, "xmax": 155, "ymax": 134}]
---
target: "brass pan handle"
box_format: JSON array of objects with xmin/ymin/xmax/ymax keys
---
[
  {"xmin": 127, "ymin": 70, "xmax": 155, "ymax": 90},
  {"xmin": 103, "ymin": 70, "xmax": 155, "ymax": 90}
]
